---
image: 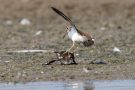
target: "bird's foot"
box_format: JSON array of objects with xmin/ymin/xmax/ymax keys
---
[{"xmin": 63, "ymin": 50, "xmax": 70, "ymax": 55}]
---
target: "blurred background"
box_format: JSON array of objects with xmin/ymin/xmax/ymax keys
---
[{"xmin": 0, "ymin": 0, "xmax": 135, "ymax": 50}]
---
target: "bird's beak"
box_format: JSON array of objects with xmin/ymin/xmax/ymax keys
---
[
  {"xmin": 92, "ymin": 38, "xmax": 95, "ymax": 41},
  {"xmin": 63, "ymin": 31, "xmax": 67, "ymax": 38}
]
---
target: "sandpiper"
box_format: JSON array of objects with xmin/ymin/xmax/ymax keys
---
[{"xmin": 51, "ymin": 7, "xmax": 94, "ymax": 52}]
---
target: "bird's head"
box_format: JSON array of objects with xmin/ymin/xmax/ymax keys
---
[
  {"xmin": 82, "ymin": 36, "xmax": 95, "ymax": 47},
  {"xmin": 63, "ymin": 25, "xmax": 72, "ymax": 38}
]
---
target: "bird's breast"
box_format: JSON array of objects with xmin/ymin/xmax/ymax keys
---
[{"xmin": 68, "ymin": 31, "xmax": 87, "ymax": 42}]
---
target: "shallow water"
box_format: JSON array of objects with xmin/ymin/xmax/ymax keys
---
[{"xmin": 0, "ymin": 80, "xmax": 135, "ymax": 90}]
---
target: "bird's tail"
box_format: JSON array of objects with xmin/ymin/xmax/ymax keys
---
[
  {"xmin": 51, "ymin": 7, "xmax": 73, "ymax": 25},
  {"xmin": 83, "ymin": 39, "xmax": 94, "ymax": 47}
]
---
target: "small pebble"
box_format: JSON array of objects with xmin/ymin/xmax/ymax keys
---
[
  {"xmin": 5, "ymin": 61, "xmax": 10, "ymax": 63},
  {"xmin": 5, "ymin": 20, "xmax": 13, "ymax": 25},
  {"xmin": 41, "ymin": 71, "xmax": 44, "ymax": 74},
  {"xmin": 20, "ymin": 18, "xmax": 31, "ymax": 25},
  {"xmin": 113, "ymin": 47, "xmax": 121, "ymax": 53},
  {"xmin": 100, "ymin": 27, "xmax": 106, "ymax": 31},
  {"xmin": 83, "ymin": 68, "xmax": 89, "ymax": 73},
  {"xmin": 75, "ymin": 53, "xmax": 79, "ymax": 56},
  {"xmin": 35, "ymin": 30, "xmax": 42, "ymax": 36},
  {"xmin": 35, "ymin": 77, "xmax": 39, "ymax": 80}
]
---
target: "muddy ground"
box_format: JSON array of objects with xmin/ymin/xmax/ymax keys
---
[{"xmin": 0, "ymin": 0, "xmax": 135, "ymax": 82}]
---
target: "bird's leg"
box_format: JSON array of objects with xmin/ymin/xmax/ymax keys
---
[
  {"xmin": 71, "ymin": 44, "xmax": 79, "ymax": 57},
  {"xmin": 73, "ymin": 44, "xmax": 79, "ymax": 53},
  {"xmin": 63, "ymin": 30, "xmax": 67, "ymax": 38},
  {"xmin": 67, "ymin": 41, "xmax": 75, "ymax": 52},
  {"xmin": 63, "ymin": 42, "xmax": 75, "ymax": 55}
]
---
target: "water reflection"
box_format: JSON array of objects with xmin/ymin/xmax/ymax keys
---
[
  {"xmin": 0, "ymin": 81, "xmax": 94, "ymax": 90},
  {"xmin": 0, "ymin": 80, "xmax": 135, "ymax": 90},
  {"xmin": 66, "ymin": 81, "xmax": 94, "ymax": 90}
]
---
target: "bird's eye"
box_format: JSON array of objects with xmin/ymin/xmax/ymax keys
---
[
  {"xmin": 66, "ymin": 26, "xmax": 71, "ymax": 32},
  {"xmin": 66, "ymin": 27, "xmax": 68, "ymax": 29}
]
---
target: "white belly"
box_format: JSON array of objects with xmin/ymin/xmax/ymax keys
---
[
  {"xmin": 72, "ymin": 33, "xmax": 86, "ymax": 42},
  {"xmin": 68, "ymin": 28, "xmax": 87, "ymax": 42}
]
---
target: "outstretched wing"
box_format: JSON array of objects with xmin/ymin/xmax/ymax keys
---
[{"xmin": 51, "ymin": 7, "xmax": 74, "ymax": 26}]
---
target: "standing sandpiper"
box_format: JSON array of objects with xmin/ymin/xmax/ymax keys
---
[{"xmin": 51, "ymin": 7, "xmax": 94, "ymax": 52}]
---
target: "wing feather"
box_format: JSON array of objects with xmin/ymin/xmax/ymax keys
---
[{"xmin": 51, "ymin": 7, "xmax": 74, "ymax": 25}]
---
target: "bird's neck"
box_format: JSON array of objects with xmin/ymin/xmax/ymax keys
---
[
  {"xmin": 68, "ymin": 26, "xmax": 78, "ymax": 38},
  {"xmin": 70, "ymin": 26, "xmax": 78, "ymax": 33}
]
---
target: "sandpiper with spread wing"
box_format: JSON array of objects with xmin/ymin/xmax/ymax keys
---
[{"xmin": 51, "ymin": 7, "xmax": 94, "ymax": 52}]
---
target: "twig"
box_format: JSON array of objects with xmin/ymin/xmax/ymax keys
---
[{"xmin": 7, "ymin": 50, "xmax": 54, "ymax": 53}]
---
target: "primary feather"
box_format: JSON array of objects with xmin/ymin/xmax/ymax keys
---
[{"xmin": 51, "ymin": 7, "xmax": 74, "ymax": 25}]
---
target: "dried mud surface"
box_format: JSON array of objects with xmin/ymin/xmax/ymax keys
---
[{"xmin": 0, "ymin": 0, "xmax": 135, "ymax": 82}]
